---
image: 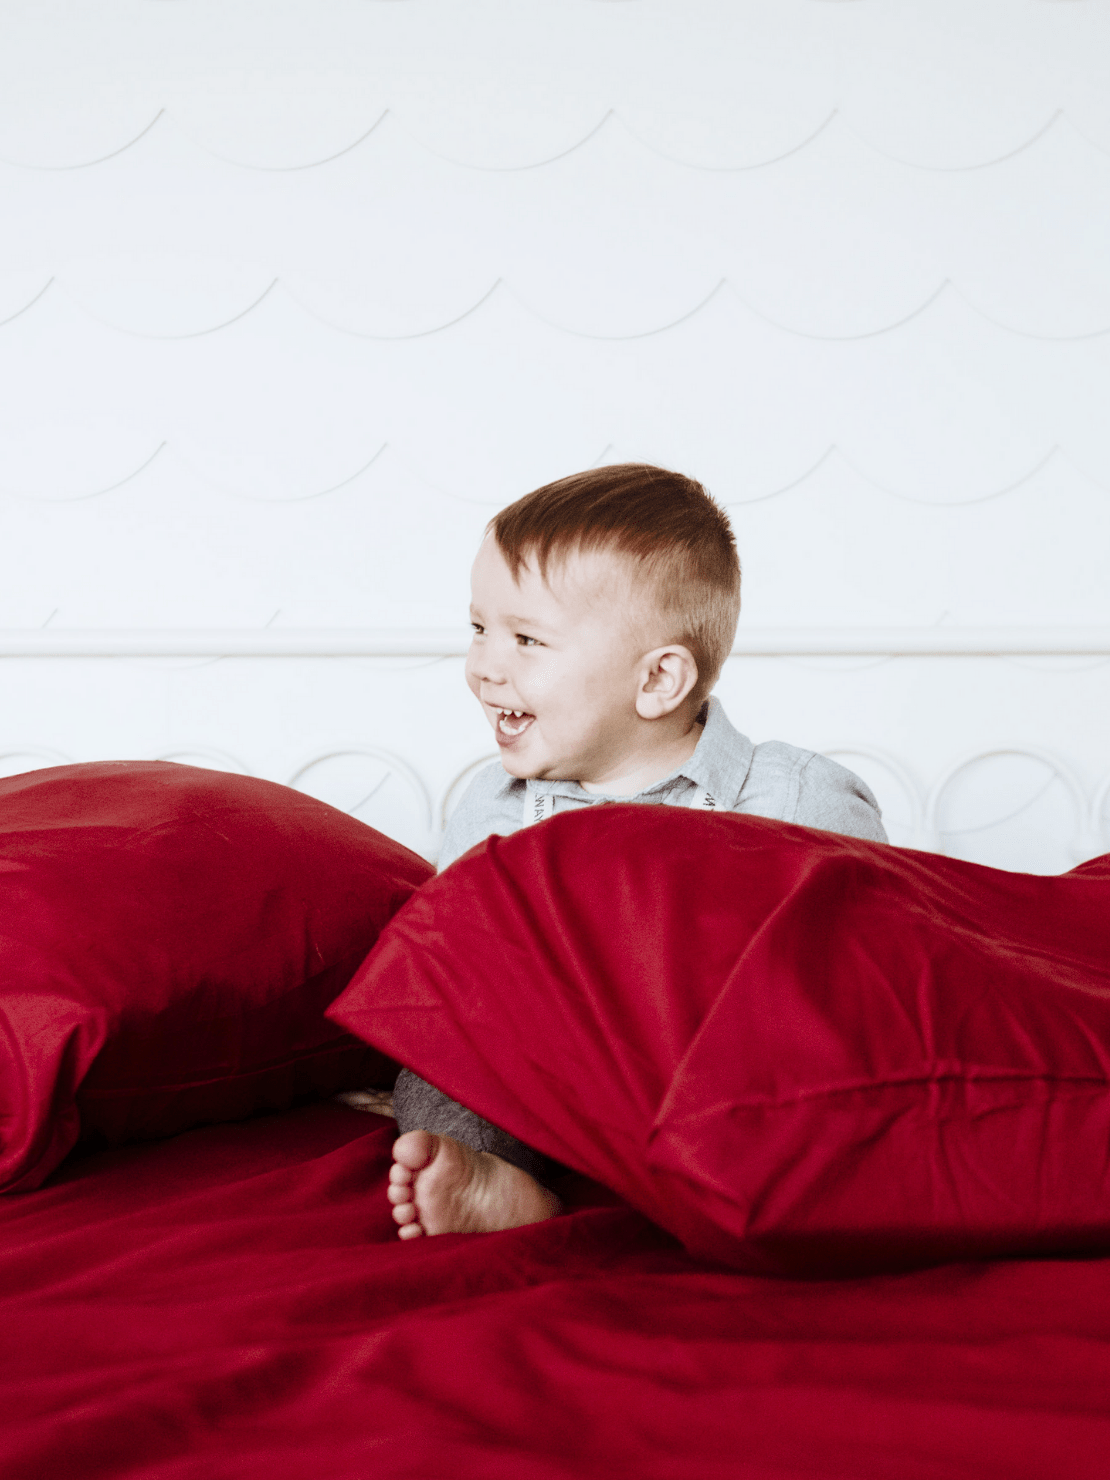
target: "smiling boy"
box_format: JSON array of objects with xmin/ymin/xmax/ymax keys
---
[{"xmin": 386, "ymin": 463, "xmax": 886, "ymax": 1239}]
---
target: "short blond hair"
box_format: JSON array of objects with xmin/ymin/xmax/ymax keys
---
[{"xmin": 490, "ymin": 463, "xmax": 741, "ymax": 707}]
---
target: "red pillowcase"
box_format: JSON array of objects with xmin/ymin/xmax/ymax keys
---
[
  {"xmin": 1, "ymin": 761, "xmax": 432, "ymax": 1193},
  {"xmin": 330, "ymin": 806, "xmax": 1110, "ymax": 1273}
]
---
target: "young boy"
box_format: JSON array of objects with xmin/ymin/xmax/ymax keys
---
[{"xmin": 386, "ymin": 463, "xmax": 886, "ymax": 1239}]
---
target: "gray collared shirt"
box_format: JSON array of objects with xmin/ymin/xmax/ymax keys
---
[{"xmin": 438, "ymin": 697, "xmax": 887, "ymax": 869}]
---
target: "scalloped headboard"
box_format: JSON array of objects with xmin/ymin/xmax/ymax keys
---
[{"xmin": 1, "ymin": 2, "xmax": 1107, "ymax": 874}]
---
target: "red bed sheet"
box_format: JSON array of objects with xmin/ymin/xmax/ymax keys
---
[{"xmin": 3, "ymin": 1102, "xmax": 1110, "ymax": 1480}]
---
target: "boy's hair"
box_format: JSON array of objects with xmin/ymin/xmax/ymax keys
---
[{"xmin": 490, "ymin": 463, "xmax": 741, "ymax": 707}]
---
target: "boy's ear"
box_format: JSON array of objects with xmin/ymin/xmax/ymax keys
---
[{"xmin": 635, "ymin": 645, "xmax": 699, "ymax": 720}]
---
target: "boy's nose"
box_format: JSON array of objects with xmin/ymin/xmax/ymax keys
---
[{"xmin": 465, "ymin": 639, "xmax": 507, "ymax": 686}]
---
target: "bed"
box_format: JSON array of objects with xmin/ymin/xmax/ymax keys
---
[
  {"xmin": 7, "ymin": 1100, "xmax": 1110, "ymax": 1480},
  {"xmin": 3, "ymin": 760, "xmax": 1110, "ymax": 1479}
]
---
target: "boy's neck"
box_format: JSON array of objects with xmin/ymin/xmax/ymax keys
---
[{"xmin": 576, "ymin": 712, "xmax": 704, "ymax": 797}]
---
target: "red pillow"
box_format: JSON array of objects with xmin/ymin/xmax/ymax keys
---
[
  {"xmin": 0, "ymin": 761, "xmax": 431, "ymax": 1193},
  {"xmin": 330, "ymin": 806, "xmax": 1110, "ymax": 1273}
]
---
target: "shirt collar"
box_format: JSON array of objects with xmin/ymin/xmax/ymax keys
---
[
  {"xmin": 679, "ymin": 695, "xmax": 755, "ymax": 807},
  {"xmin": 496, "ymin": 696, "xmax": 755, "ymax": 807}
]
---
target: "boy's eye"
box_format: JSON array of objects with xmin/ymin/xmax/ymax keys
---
[
  {"xmin": 470, "ymin": 622, "xmax": 485, "ymax": 635},
  {"xmin": 516, "ymin": 634, "xmax": 540, "ymax": 647}
]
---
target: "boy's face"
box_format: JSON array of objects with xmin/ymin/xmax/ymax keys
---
[{"xmin": 465, "ymin": 537, "xmax": 658, "ymax": 786}]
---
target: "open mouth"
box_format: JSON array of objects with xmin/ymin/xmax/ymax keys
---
[{"xmin": 491, "ymin": 706, "xmax": 535, "ymax": 740}]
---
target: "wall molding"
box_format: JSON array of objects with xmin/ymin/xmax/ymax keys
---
[
  {"xmin": 3, "ymin": 627, "xmax": 1110, "ymax": 659},
  {"xmin": 3, "ymin": 741, "xmax": 1107, "ymax": 868}
]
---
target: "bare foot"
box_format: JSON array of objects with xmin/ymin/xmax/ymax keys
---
[{"xmin": 387, "ymin": 1130, "xmax": 561, "ymax": 1240}]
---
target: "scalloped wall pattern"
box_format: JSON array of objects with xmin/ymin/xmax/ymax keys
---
[
  {"xmin": 3, "ymin": 0, "xmax": 1110, "ymax": 171},
  {"xmin": 5, "ymin": 117, "xmax": 1110, "ymax": 340},
  {"xmin": 1, "ymin": 0, "xmax": 1108, "ymax": 876},
  {"xmin": 6, "ymin": 288, "xmax": 1110, "ymax": 504}
]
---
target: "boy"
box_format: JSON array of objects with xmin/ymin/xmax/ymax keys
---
[{"xmin": 386, "ymin": 464, "xmax": 886, "ymax": 1239}]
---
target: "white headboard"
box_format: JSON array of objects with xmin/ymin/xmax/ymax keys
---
[{"xmin": 2, "ymin": 0, "xmax": 1108, "ymax": 873}]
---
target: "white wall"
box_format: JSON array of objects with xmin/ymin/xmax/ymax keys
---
[{"xmin": 1, "ymin": 0, "xmax": 1108, "ymax": 869}]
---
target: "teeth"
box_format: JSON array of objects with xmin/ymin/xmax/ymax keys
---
[{"xmin": 497, "ymin": 709, "xmax": 531, "ymax": 737}]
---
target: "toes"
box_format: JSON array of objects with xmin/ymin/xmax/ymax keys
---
[
  {"xmin": 392, "ymin": 1129, "xmax": 437, "ymax": 1172},
  {"xmin": 388, "ymin": 1136, "xmax": 431, "ymax": 1240},
  {"xmin": 391, "ymin": 1194, "xmax": 424, "ymax": 1237}
]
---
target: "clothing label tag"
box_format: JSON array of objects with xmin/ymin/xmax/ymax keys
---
[
  {"xmin": 689, "ymin": 785, "xmax": 718, "ymax": 812},
  {"xmin": 522, "ymin": 790, "xmax": 556, "ymax": 827}
]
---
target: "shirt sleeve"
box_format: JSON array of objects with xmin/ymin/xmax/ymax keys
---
[{"xmin": 790, "ymin": 751, "xmax": 889, "ymax": 844}]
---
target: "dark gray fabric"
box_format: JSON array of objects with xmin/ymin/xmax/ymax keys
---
[{"xmin": 392, "ymin": 1068, "xmax": 564, "ymax": 1188}]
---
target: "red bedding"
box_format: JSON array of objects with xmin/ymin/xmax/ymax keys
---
[
  {"xmin": 4, "ymin": 1099, "xmax": 1110, "ymax": 1480},
  {"xmin": 335, "ymin": 807, "xmax": 1110, "ymax": 1274}
]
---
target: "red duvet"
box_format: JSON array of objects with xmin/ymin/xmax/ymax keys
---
[
  {"xmin": 3, "ymin": 1099, "xmax": 1110, "ymax": 1479},
  {"xmin": 7, "ymin": 799, "xmax": 1110, "ymax": 1476}
]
